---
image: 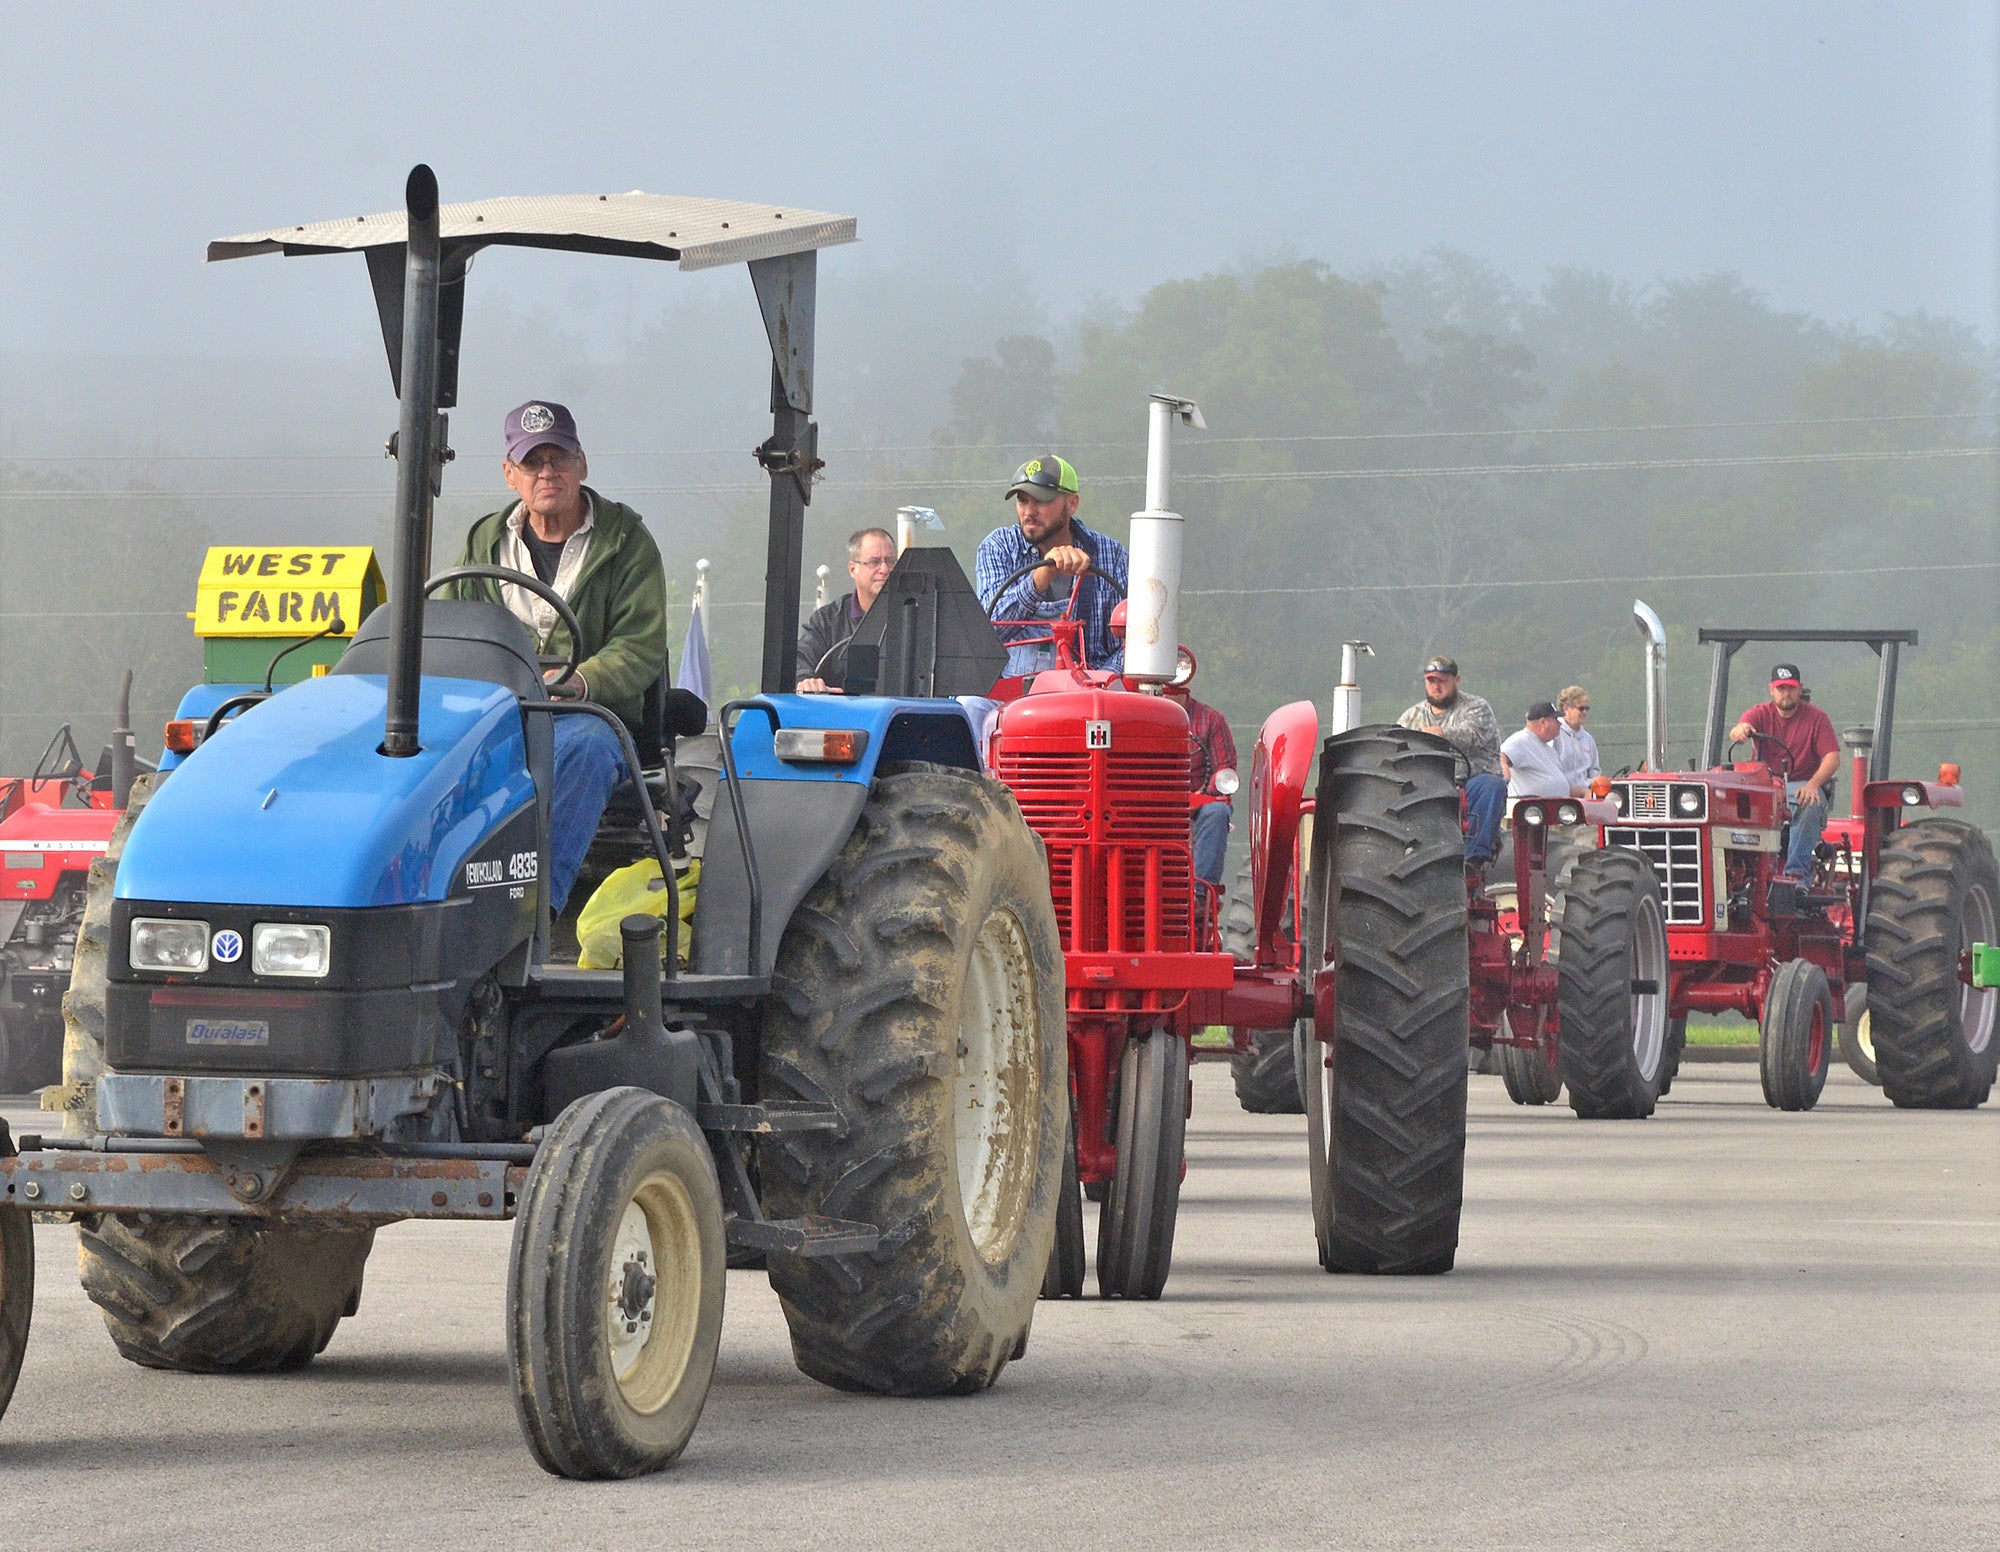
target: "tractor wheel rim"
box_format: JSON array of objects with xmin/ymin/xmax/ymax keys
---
[
  {"xmin": 955, "ymin": 907, "xmax": 1040, "ymax": 1266},
  {"xmin": 1962, "ymin": 883, "xmax": 1996, "ymax": 1056},
  {"xmin": 1854, "ymin": 1005, "xmax": 1874, "ymax": 1062},
  {"xmin": 604, "ymin": 1174, "xmax": 701, "ymax": 1415},
  {"xmin": 1629, "ymin": 889, "xmax": 1668, "ymax": 1082},
  {"xmin": 1806, "ymin": 999, "xmax": 1826, "ymax": 1072}
]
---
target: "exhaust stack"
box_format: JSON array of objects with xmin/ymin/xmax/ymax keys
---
[
  {"xmin": 1633, "ymin": 599, "xmax": 1668, "ymax": 772},
  {"xmin": 382, "ymin": 165, "xmax": 446, "ymax": 758},
  {"xmin": 1123, "ymin": 394, "xmax": 1205, "ymax": 684},
  {"xmin": 110, "ymin": 669, "xmax": 137, "ymax": 810},
  {"xmin": 1330, "ymin": 641, "xmax": 1373, "ymax": 734}
]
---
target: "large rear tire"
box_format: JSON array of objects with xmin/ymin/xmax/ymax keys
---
[
  {"xmin": 758, "ymin": 764, "xmax": 1065, "ymax": 1394},
  {"xmin": 0, "ymin": 1127, "xmax": 32, "ymax": 1424},
  {"xmin": 1554, "ymin": 847, "xmax": 1670, "ymax": 1120},
  {"xmin": 1303, "ymin": 727, "xmax": 1468, "ymax": 1275},
  {"xmin": 508, "ymin": 1088, "xmax": 725, "ymax": 1480},
  {"xmin": 1759, "ymin": 959, "xmax": 1834, "ymax": 1112},
  {"xmin": 1095, "ymin": 1028, "xmax": 1187, "ymax": 1300},
  {"xmin": 1223, "ymin": 863, "xmax": 1304, "ymax": 1113},
  {"xmin": 1864, "ymin": 821, "xmax": 1998, "ymax": 1109},
  {"xmin": 65, "ymin": 773, "xmax": 373, "ymax": 1371}
]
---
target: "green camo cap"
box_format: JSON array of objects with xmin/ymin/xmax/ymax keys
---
[{"xmin": 1005, "ymin": 453, "xmax": 1079, "ymax": 502}]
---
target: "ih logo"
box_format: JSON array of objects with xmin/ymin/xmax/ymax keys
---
[
  {"xmin": 211, "ymin": 929, "xmax": 244, "ymax": 964},
  {"xmin": 1085, "ymin": 721, "xmax": 1112, "ymax": 750}
]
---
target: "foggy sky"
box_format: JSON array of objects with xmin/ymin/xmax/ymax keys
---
[{"xmin": 3, "ymin": 2, "xmax": 1994, "ymax": 369}]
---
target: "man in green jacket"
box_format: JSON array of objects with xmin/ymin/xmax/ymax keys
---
[{"xmin": 452, "ymin": 400, "xmax": 669, "ymax": 913}]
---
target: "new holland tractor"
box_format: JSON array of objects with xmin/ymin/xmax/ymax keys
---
[
  {"xmin": 1603, "ymin": 603, "xmax": 1995, "ymax": 1111},
  {"xmin": 970, "ymin": 397, "xmax": 1472, "ymax": 1299},
  {"xmin": 0, "ymin": 168, "xmax": 1069, "ymax": 1478}
]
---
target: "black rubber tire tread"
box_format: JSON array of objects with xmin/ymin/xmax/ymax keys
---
[
  {"xmin": 1553, "ymin": 847, "xmax": 1669, "ymax": 1120},
  {"xmin": 1497, "ymin": 1016, "xmax": 1562, "ymax": 1106},
  {"xmin": 1838, "ymin": 984, "xmax": 1879, "ymax": 1087},
  {"xmin": 1040, "ymin": 1100, "xmax": 1086, "ymax": 1300},
  {"xmin": 1096, "ymin": 1029, "xmax": 1188, "ymax": 1299},
  {"xmin": 508, "ymin": 1087, "xmax": 726, "ymax": 1479},
  {"xmin": 757, "ymin": 763, "xmax": 1066, "ymax": 1395},
  {"xmin": 61, "ymin": 771, "xmax": 160, "ymax": 1136},
  {"xmin": 1658, "ymin": 1018, "xmax": 1687, "ymax": 1096},
  {"xmin": 63, "ymin": 772, "xmax": 374, "ymax": 1372},
  {"xmin": 0, "ymin": 1131, "xmax": 32, "ymax": 1424},
  {"xmin": 1310, "ymin": 726, "xmax": 1468, "ymax": 1276},
  {"xmin": 1223, "ymin": 861, "xmax": 1305, "ymax": 1113},
  {"xmin": 1759, "ymin": 958, "xmax": 1833, "ymax": 1112},
  {"xmin": 78, "ymin": 1214, "xmax": 373, "ymax": 1372},
  {"xmin": 1864, "ymin": 820, "xmax": 1999, "ymax": 1109},
  {"xmin": 0, "ymin": 1010, "xmax": 62, "ymax": 1097}
]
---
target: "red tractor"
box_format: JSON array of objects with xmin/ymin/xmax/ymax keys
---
[
  {"xmin": 980, "ymin": 396, "xmax": 1471, "ymax": 1299},
  {"xmin": 0, "ymin": 679, "xmax": 143, "ymax": 1091},
  {"xmin": 1601, "ymin": 606, "xmax": 1996, "ymax": 1110}
]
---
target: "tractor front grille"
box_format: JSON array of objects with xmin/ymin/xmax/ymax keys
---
[
  {"xmin": 1626, "ymin": 781, "xmax": 1671, "ymax": 821},
  {"xmin": 1605, "ymin": 825, "xmax": 1706, "ymax": 925}
]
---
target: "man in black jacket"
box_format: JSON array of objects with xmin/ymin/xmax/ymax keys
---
[{"xmin": 797, "ymin": 527, "xmax": 897, "ymax": 692}]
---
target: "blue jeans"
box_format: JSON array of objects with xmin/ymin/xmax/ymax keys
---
[
  {"xmin": 550, "ymin": 714, "xmax": 628, "ymax": 915},
  {"xmin": 1784, "ymin": 782, "xmax": 1829, "ymax": 878},
  {"xmin": 1191, "ymin": 799, "xmax": 1230, "ymax": 887},
  {"xmin": 1464, "ymin": 773, "xmax": 1505, "ymax": 864}
]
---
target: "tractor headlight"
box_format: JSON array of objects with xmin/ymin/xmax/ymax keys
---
[
  {"xmin": 130, "ymin": 917, "xmax": 210, "ymax": 972},
  {"xmin": 253, "ymin": 923, "xmax": 331, "ymax": 978},
  {"xmin": 1676, "ymin": 788, "xmax": 1703, "ymax": 815},
  {"xmin": 1901, "ymin": 785, "xmax": 1924, "ymax": 807},
  {"xmin": 1555, "ymin": 801, "xmax": 1583, "ymax": 826},
  {"xmin": 1610, "ymin": 785, "xmax": 1628, "ymax": 815},
  {"xmin": 1214, "ymin": 767, "xmax": 1240, "ymax": 796},
  {"xmin": 1519, "ymin": 805, "xmax": 1546, "ymax": 828}
]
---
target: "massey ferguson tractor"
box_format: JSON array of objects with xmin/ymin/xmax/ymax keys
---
[
  {"xmin": 971, "ymin": 396, "xmax": 1474, "ymax": 1299},
  {"xmin": 0, "ymin": 168, "xmax": 1071, "ymax": 1478},
  {"xmin": 0, "ymin": 685, "xmax": 143, "ymax": 1092},
  {"xmin": 1602, "ymin": 602, "xmax": 1996, "ymax": 1111}
]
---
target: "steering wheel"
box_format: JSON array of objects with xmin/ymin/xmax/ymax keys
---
[
  {"xmin": 424, "ymin": 565, "xmax": 585, "ymax": 690},
  {"xmin": 1725, "ymin": 730, "xmax": 1792, "ymax": 779},
  {"xmin": 985, "ymin": 559, "xmax": 1126, "ymax": 670}
]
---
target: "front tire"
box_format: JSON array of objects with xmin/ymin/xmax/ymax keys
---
[
  {"xmin": 1759, "ymin": 959, "xmax": 1834, "ymax": 1112},
  {"xmin": 1304, "ymin": 727, "xmax": 1468, "ymax": 1275},
  {"xmin": 508, "ymin": 1088, "xmax": 725, "ymax": 1480},
  {"xmin": 0, "ymin": 1128, "xmax": 32, "ymax": 1424},
  {"xmin": 1554, "ymin": 848, "xmax": 1670, "ymax": 1120},
  {"xmin": 1096, "ymin": 1028, "xmax": 1187, "ymax": 1300},
  {"xmin": 758, "ymin": 764, "xmax": 1066, "ymax": 1394},
  {"xmin": 1040, "ymin": 1100, "xmax": 1086, "ymax": 1300},
  {"xmin": 66, "ymin": 774, "xmax": 373, "ymax": 1372},
  {"xmin": 1497, "ymin": 1013, "xmax": 1562, "ymax": 1106},
  {"xmin": 1864, "ymin": 821, "xmax": 1998, "ymax": 1108},
  {"xmin": 1838, "ymin": 984, "xmax": 1879, "ymax": 1086},
  {"xmin": 1223, "ymin": 862, "xmax": 1304, "ymax": 1113}
]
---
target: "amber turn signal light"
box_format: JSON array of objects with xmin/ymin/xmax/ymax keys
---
[
  {"xmin": 163, "ymin": 720, "xmax": 197, "ymax": 754},
  {"xmin": 1938, "ymin": 762, "xmax": 1960, "ymax": 786}
]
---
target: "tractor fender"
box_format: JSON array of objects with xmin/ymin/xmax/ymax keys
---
[
  {"xmin": 690, "ymin": 696, "xmax": 982, "ymax": 978},
  {"xmin": 1249, "ymin": 701, "xmax": 1319, "ymax": 967}
]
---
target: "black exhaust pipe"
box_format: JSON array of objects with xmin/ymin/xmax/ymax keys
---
[
  {"xmin": 110, "ymin": 669, "xmax": 136, "ymax": 809},
  {"xmin": 382, "ymin": 165, "xmax": 444, "ymax": 758}
]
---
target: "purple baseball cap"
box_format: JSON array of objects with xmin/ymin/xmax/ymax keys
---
[{"xmin": 504, "ymin": 400, "xmax": 582, "ymax": 462}]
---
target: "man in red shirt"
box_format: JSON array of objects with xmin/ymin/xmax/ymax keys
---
[
  {"xmin": 1185, "ymin": 691, "xmax": 1238, "ymax": 889},
  {"xmin": 1728, "ymin": 662, "xmax": 1841, "ymax": 879}
]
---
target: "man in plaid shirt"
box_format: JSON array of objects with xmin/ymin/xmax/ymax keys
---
[
  {"xmin": 976, "ymin": 453, "xmax": 1129, "ymax": 676},
  {"xmin": 1185, "ymin": 691, "xmax": 1238, "ymax": 888}
]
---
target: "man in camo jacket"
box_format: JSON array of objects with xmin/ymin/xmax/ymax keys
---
[{"xmin": 1396, "ymin": 654, "xmax": 1505, "ymax": 869}]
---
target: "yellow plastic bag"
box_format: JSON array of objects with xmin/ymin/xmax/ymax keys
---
[{"xmin": 576, "ymin": 857, "xmax": 699, "ymax": 969}]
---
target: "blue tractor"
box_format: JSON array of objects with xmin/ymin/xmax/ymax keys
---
[{"xmin": 0, "ymin": 167, "xmax": 1066, "ymax": 1478}]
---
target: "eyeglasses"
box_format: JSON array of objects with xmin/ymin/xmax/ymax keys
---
[
  {"xmin": 513, "ymin": 449, "xmax": 579, "ymax": 473},
  {"xmin": 1573, "ymin": 704, "xmax": 1590, "ymax": 712},
  {"xmin": 852, "ymin": 555, "xmax": 896, "ymax": 571}
]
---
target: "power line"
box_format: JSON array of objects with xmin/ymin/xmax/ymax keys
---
[
  {"xmin": 3, "ymin": 442, "xmax": 1993, "ymax": 504},
  {"xmin": 4, "ymin": 409, "xmax": 1990, "ymax": 462},
  {"xmin": 1183, "ymin": 560, "xmax": 2000, "ymax": 598}
]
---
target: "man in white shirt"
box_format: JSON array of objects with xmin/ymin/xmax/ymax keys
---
[
  {"xmin": 1501, "ymin": 702, "xmax": 1581, "ymax": 799},
  {"xmin": 1554, "ymin": 685, "xmax": 1600, "ymax": 788}
]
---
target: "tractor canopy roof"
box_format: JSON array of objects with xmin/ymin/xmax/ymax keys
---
[{"xmin": 207, "ymin": 190, "xmax": 855, "ymax": 271}]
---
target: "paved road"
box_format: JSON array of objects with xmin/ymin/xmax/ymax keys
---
[{"xmin": 2, "ymin": 1061, "xmax": 1993, "ymax": 1551}]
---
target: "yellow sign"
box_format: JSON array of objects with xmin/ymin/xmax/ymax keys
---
[{"xmin": 192, "ymin": 547, "xmax": 385, "ymax": 638}]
